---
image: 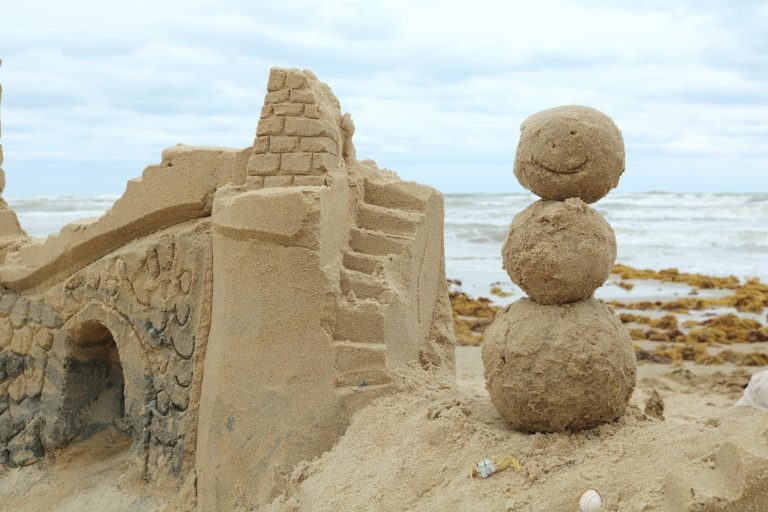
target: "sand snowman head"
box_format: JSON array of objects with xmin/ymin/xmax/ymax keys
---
[{"xmin": 514, "ymin": 105, "xmax": 624, "ymax": 203}]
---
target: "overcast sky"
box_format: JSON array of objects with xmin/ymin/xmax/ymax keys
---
[{"xmin": 1, "ymin": 0, "xmax": 766, "ymax": 196}]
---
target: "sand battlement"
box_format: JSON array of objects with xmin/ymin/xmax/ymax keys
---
[{"xmin": 0, "ymin": 67, "xmax": 455, "ymax": 509}]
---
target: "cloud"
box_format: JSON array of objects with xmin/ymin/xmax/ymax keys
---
[{"xmin": 0, "ymin": 0, "xmax": 766, "ymax": 196}]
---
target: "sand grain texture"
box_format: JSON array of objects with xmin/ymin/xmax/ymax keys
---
[
  {"xmin": 502, "ymin": 198, "xmax": 616, "ymax": 305},
  {"xmin": 267, "ymin": 353, "xmax": 768, "ymax": 512},
  {"xmin": 482, "ymin": 298, "xmax": 636, "ymax": 432}
]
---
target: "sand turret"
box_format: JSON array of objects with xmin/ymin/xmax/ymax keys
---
[{"xmin": 483, "ymin": 105, "xmax": 636, "ymax": 432}]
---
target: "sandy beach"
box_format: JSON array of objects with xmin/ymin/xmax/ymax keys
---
[{"xmin": 1, "ymin": 264, "xmax": 766, "ymax": 511}]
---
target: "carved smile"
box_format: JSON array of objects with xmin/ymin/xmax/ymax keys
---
[{"xmin": 532, "ymin": 155, "xmax": 588, "ymax": 175}]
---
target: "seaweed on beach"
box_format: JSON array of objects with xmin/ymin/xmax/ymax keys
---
[
  {"xmin": 623, "ymin": 310, "xmax": 767, "ymax": 345},
  {"xmin": 489, "ymin": 286, "xmax": 512, "ymax": 298},
  {"xmin": 450, "ymin": 291, "xmax": 498, "ymax": 319},
  {"xmin": 619, "ymin": 313, "xmax": 679, "ymax": 330},
  {"xmin": 610, "ymin": 265, "xmax": 768, "ymax": 314},
  {"xmin": 686, "ymin": 314, "xmax": 768, "ymax": 344},
  {"xmin": 450, "ymin": 290, "xmax": 499, "ymax": 346},
  {"xmin": 450, "ymin": 267, "xmax": 768, "ymax": 350},
  {"xmin": 635, "ymin": 343, "xmax": 768, "ymax": 367},
  {"xmin": 612, "ymin": 264, "xmax": 741, "ymax": 289}
]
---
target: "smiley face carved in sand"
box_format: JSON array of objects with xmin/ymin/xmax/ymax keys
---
[{"xmin": 514, "ymin": 105, "xmax": 625, "ymax": 204}]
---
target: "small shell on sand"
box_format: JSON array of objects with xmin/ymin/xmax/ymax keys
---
[{"xmin": 579, "ymin": 489, "xmax": 603, "ymax": 511}]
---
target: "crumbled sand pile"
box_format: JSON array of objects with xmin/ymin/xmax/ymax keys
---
[{"xmin": 268, "ymin": 364, "xmax": 768, "ymax": 512}]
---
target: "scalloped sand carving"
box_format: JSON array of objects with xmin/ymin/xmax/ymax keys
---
[{"xmin": 0, "ymin": 67, "xmax": 455, "ymax": 509}]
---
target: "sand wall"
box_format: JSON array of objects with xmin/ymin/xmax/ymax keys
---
[{"xmin": 1, "ymin": 220, "xmax": 213, "ymax": 482}]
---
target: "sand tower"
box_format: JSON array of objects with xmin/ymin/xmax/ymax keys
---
[{"xmin": 482, "ymin": 105, "xmax": 636, "ymax": 432}]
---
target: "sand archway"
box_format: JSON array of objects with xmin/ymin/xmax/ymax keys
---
[{"xmin": 41, "ymin": 302, "xmax": 151, "ymax": 450}]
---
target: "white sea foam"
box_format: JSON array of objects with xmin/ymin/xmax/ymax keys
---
[{"xmin": 6, "ymin": 193, "xmax": 768, "ymax": 283}]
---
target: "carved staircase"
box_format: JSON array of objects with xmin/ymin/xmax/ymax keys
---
[{"xmin": 332, "ymin": 178, "xmax": 428, "ymax": 404}]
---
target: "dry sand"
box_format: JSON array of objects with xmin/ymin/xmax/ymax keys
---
[
  {"xmin": 0, "ymin": 429, "xmax": 173, "ymax": 511},
  {"xmin": 267, "ymin": 350, "xmax": 767, "ymax": 512},
  {"xmin": 1, "ymin": 342, "xmax": 766, "ymax": 511}
]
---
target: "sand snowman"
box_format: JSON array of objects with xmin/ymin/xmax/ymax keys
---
[{"xmin": 482, "ymin": 105, "xmax": 637, "ymax": 432}]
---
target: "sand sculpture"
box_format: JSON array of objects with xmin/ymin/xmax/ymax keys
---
[
  {"xmin": 0, "ymin": 67, "xmax": 455, "ymax": 509},
  {"xmin": 483, "ymin": 105, "xmax": 636, "ymax": 432}
]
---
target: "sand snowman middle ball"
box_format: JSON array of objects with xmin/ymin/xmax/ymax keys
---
[{"xmin": 503, "ymin": 198, "xmax": 616, "ymax": 305}]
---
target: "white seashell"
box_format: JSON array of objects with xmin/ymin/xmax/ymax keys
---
[{"xmin": 579, "ymin": 489, "xmax": 602, "ymax": 512}]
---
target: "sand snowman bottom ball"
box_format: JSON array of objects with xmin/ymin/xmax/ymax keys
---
[{"xmin": 482, "ymin": 298, "xmax": 636, "ymax": 432}]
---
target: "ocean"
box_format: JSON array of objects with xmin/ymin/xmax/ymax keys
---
[{"xmin": 7, "ymin": 193, "xmax": 768, "ymax": 290}]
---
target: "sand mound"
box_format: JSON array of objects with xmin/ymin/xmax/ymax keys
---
[{"xmin": 268, "ymin": 379, "xmax": 768, "ymax": 512}]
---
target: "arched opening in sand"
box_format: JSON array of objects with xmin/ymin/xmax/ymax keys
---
[
  {"xmin": 42, "ymin": 303, "xmax": 150, "ymax": 452},
  {"xmin": 64, "ymin": 320, "xmax": 127, "ymax": 438}
]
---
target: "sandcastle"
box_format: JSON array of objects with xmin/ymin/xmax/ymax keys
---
[
  {"xmin": 0, "ymin": 67, "xmax": 455, "ymax": 509},
  {"xmin": 482, "ymin": 106, "xmax": 637, "ymax": 432}
]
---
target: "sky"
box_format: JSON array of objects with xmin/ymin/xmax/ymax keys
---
[{"xmin": 0, "ymin": 0, "xmax": 766, "ymax": 196}]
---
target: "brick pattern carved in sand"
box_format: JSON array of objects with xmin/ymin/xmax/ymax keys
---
[{"xmin": 247, "ymin": 68, "xmax": 350, "ymax": 188}]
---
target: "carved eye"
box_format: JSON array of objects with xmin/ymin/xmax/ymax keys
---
[{"xmin": 570, "ymin": 130, "xmax": 577, "ymax": 135}]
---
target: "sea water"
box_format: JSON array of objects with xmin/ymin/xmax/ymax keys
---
[
  {"xmin": 8, "ymin": 192, "xmax": 768, "ymax": 288},
  {"xmin": 443, "ymin": 192, "xmax": 768, "ymax": 288}
]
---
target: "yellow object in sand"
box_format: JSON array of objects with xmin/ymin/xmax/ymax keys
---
[{"xmin": 471, "ymin": 455, "xmax": 522, "ymax": 479}]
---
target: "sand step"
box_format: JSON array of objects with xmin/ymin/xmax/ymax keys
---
[
  {"xmin": 333, "ymin": 341, "xmax": 389, "ymax": 387},
  {"xmin": 364, "ymin": 179, "xmax": 430, "ymax": 213},
  {"xmin": 335, "ymin": 383, "xmax": 392, "ymax": 412},
  {"xmin": 343, "ymin": 250, "xmax": 388, "ymax": 276},
  {"xmin": 350, "ymin": 228, "xmax": 411, "ymax": 256},
  {"xmin": 357, "ymin": 203, "xmax": 422, "ymax": 238},
  {"xmin": 334, "ymin": 299, "xmax": 384, "ymax": 344},
  {"xmin": 340, "ymin": 268, "xmax": 387, "ymax": 300}
]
